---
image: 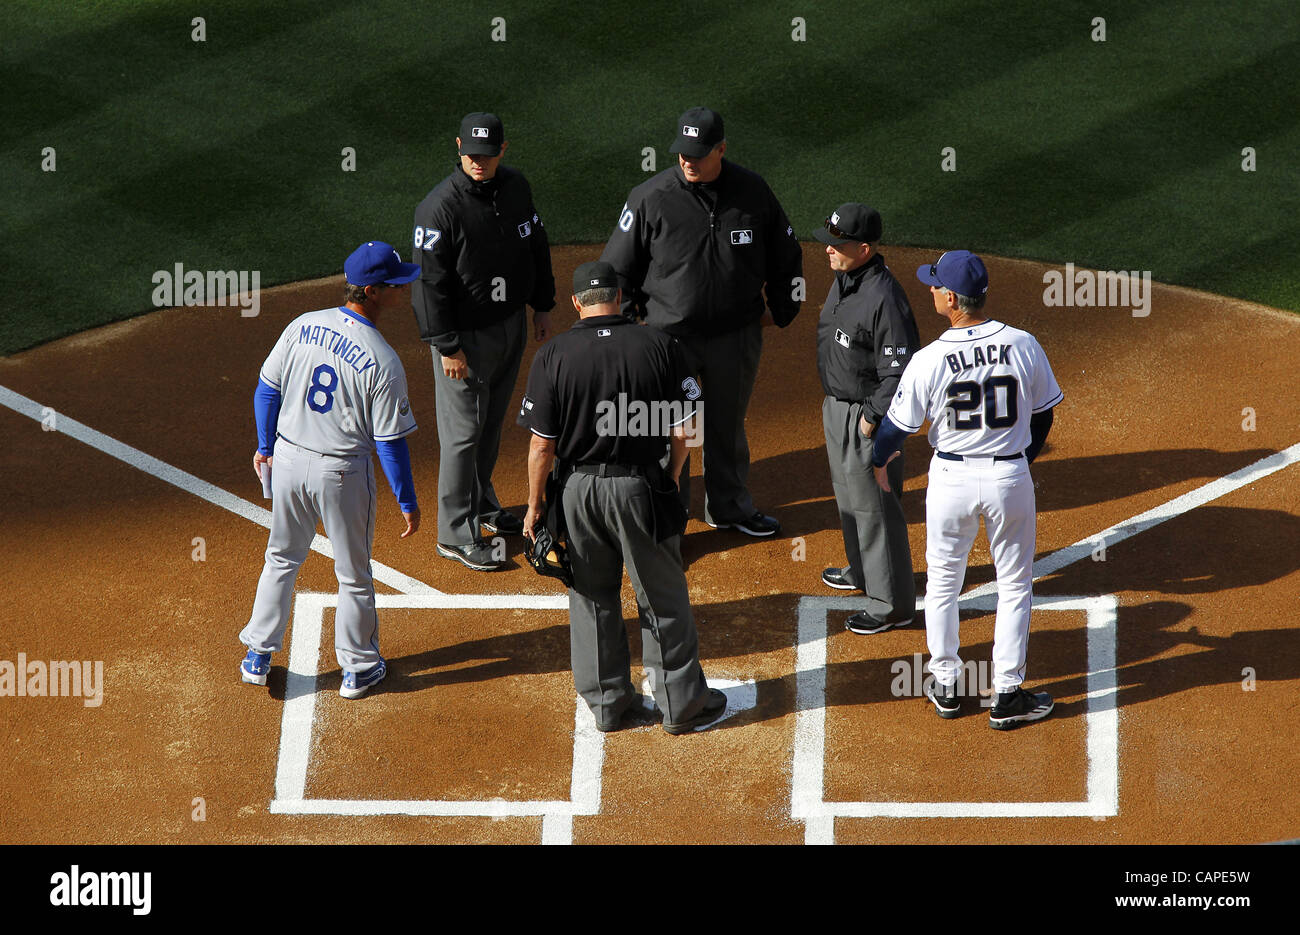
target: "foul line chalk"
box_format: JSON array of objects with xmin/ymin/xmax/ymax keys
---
[
  {"xmin": 0, "ymin": 383, "xmax": 440, "ymax": 595},
  {"xmin": 963, "ymin": 441, "xmax": 1300, "ymax": 601}
]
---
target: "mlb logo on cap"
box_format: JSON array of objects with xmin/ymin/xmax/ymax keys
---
[
  {"xmin": 458, "ymin": 112, "xmax": 504, "ymax": 155},
  {"xmin": 831, "ymin": 212, "xmax": 840, "ymax": 224},
  {"xmin": 683, "ymin": 125, "xmax": 700, "ymax": 137},
  {"xmin": 590, "ymin": 279, "xmax": 600, "ymax": 285}
]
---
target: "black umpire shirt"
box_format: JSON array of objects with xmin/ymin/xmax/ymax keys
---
[
  {"xmin": 599, "ymin": 161, "xmax": 803, "ymax": 337},
  {"xmin": 517, "ymin": 315, "xmax": 700, "ymax": 467},
  {"xmin": 412, "ymin": 164, "xmax": 556, "ymax": 357},
  {"xmin": 817, "ymin": 253, "xmax": 921, "ymax": 424}
]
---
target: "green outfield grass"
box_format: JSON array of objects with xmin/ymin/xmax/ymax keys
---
[{"xmin": 4, "ymin": 0, "xmax": 1298, "ymax": 353}]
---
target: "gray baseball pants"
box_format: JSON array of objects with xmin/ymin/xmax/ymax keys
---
[
  {"xmin": 673, "ymin": 321, "xmax": 762, "ymax": 525},
  {"xmin": 433, "ymin": 309, "xmax": 526, "ymax": 544},
  {"xmin": 241, "ymin": 438, "xmax": 381, "ymax": 673},
  {"xmin": 822, "ymin": 396, "xmax": 916, "ymax": 623},
  {"xmin": 561, "ymin": 471, "xmax": 711, "ymax": 728}
]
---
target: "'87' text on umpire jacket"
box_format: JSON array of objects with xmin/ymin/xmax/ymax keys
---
[
  {"xmin": 601, "ymin": 161, "xmax": 803, "ymax": 336},
  {"xmin": 817, "ymin": 252, "xmax": 921, "ymax": 423},
  {"xmin": 412, "ymin": 163, "xmax": 556, "ymax": 356}
]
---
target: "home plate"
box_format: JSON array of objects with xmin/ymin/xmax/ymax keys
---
[{"xmin": 639, "ymin": 676, "xmax": 757, "ymax": 730}]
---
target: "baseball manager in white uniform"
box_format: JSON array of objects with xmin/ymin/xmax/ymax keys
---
[
  {"xmin": 868, "ymin": 250, "xmax": 1063, "ymax": 729},
  {"xmin": 239, "ymin": 241, "xmax": 422, "ymax": 700}
]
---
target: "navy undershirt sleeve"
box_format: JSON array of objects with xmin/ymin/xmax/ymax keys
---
[
  {"xmin": 870, "ymin": 413, "xmax": 909, "ymax": 467},
  {"xmin": 254, "ymin": 379, "xmax": 282, "ymax": 456},
  {"xmin": 376, "ymin": 438, "xmax": 418, "ymax": 512},
  {"xmin": 1026, "ymin": 408, "xmax": 1055, "ymax": 463}
]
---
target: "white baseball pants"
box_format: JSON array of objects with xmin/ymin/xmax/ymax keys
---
[{"xmin": 923, "ymin": 453, "xmax": 1036, "ymax": 693}]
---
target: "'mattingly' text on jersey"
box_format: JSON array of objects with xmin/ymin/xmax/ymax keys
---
[
  {"xmin": 945, "ymin": 344, "xmax": 1011, "ymax": 374},
  {"xmin": 298, "ymin": 324, "xmax": 376, "ymax": 375}
]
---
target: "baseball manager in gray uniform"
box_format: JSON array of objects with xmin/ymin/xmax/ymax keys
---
[
  {"xmin": 412, "ymin": 112, "xmax": 556, "ymax": 571},
  {"xmin": 600, "ymin": 106, "xmax": 803, "ymax": 538},
  {"xmin": 518, "ymin": 261, "xmax": 727, "ymax": 735},
  {"xmin": 814, "ymin": 204, "xmax": 919, "ymax": 634},
  {"xmin": 240, "ymin": 241, "xmax": 421, "ymax": 700}
]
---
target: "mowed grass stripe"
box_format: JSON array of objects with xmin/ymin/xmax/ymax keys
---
[{"xmin": 3, "ymin": 0, "xmax": 1297, "ymax": 354}]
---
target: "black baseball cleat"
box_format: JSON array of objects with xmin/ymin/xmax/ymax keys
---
[
  {"xmin": 926, "ymin": 680, "xmax": 962, "ymax": 719},
  {"xmin": 706, "ymin": 512, "xmax": 781, "ymax": 537},
  {"xmin": 821, "ymin": 566, "xmax": 858, "ymax": 591},
  {"xmin": 845, "ymin": 613, "xmax": 912, "ymax": 635},
  {"xmin": 989, "ymin": 686, "xmax": 1054, "ymax": 729},
  {"xmin": 662, "ymin": 688, "xmax": 728, "ymax": 735},
  {"xmin": 596, "ymin": 695, "xmax": 661, "ymax": 732},
  {"xmin": 437, "ymin": 540, "xmax": 506, "ymax": 571},
  {"xmin": 481, "ymin": 511, "xmax": 524, "ymax": 536}
]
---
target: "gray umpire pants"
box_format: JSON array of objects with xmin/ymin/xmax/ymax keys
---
[
  {"xmin": 561, "ymin": 471, "xmax": 711, "ymax": 728},
  {"xmin": 673, "ymin": 320, "xmax": 763, "ymax": 525},
  {"xmin": 822, "ymin": 396, "xmax": 916, "ymax": 623},
  {"xmin": 241, "ymin": 438, "xmax": 381, "ymax": 673},
  {"xmin": 433, "ymin": 309, "xmax": 526, "ymax": 544}
]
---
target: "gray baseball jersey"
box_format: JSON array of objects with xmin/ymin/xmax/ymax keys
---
[{"xmin": 259, "ymin": 307, "xmax": 416, "ymax": 454}]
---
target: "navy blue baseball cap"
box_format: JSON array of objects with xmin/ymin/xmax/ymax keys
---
[
  {"xmin": 917, "ymin": 250, "xmax": 989, "ymax": 296},
  {"xmin": 344, "ymin": 241, "xmax": 421, "ymax": 286}
]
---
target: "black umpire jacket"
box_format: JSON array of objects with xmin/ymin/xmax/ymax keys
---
[
  {"xmin": 600, "ymin": 160, "xmax": 803, "ymax": 337},
  {"xmin": 817, "ymin": 253, "xmax": 921, "ymax": 424},
  {"xmin": 412, "ymin": 164, "xmax": 556, "ymax": 357}
]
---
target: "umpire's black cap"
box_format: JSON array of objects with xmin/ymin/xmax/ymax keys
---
[
  {"xmin": 670, "ymin": 106, "xmax": 724, "ymax": 158},
  {"xmin": 573, "ymin": 261, "xmax": 619, "ymax": 299},
  {"xmin": 815, "ymin": 203, "xmax": 883, "ymax": 245},
  {"xmin": 458, "ymin": 112, "xmax": 504, "ymax": 156}
]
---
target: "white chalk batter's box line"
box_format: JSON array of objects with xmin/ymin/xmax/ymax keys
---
[
  {"xmin": 792, "ymin": 593, "xmax": 1119, "ymax": 845},
  {"xmin": 267, "ymin": 591, "xmax": 756, "ymax": 846}
]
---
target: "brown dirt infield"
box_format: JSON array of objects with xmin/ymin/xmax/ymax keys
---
[{"xmin": 0, "ymin": 244, "xmax": 1296, "ymax": 845}]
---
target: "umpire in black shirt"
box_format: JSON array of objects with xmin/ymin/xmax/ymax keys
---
[
  {"xmin": 518, "ymin": 261, "xmax": 726, "ymax": 736},
  {"xmin": 600, "ymin": 107, "xmax": 803, "ymax": 538},
  {"xmin": 413, "ymin": 112, "xmax": 556, "ymax": 571},
  {"xmin": 815, "ymin": 204, "xmax": 919, "ymax": 634}
]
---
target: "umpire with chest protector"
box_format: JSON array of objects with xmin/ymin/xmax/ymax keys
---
[
  {"xmin": 518, "ymin": 261, "xmax": 727, "ymax": 735},
  {"xmin": 815, "ymin": 203, "xmax": 919, "ymax": 634}
]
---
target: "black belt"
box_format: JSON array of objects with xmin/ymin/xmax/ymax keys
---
[
  {"xmin": 937, "ymin": 451, "xmax": 1023, "ymax": 462},
  {"xmin": 573, "ymin": 463, "xmax": 647, "ymax": 477}
]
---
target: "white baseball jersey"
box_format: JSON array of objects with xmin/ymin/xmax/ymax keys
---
[
  {"xmin": 259, "ymin": 307, "xmax": 416, "ymax": 455},
  {"xmin": 887, "ymin": 320, "xmax": 1062, "ymax": 456}
]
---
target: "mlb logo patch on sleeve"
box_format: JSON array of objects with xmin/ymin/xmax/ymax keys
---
[
  {"xmin": 834, "ymin": 329, "xmax": 851, "ymax": 349},
  {"xmin": 517, "ymin": 221, "xmax": 532, "ymax": 238}
]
